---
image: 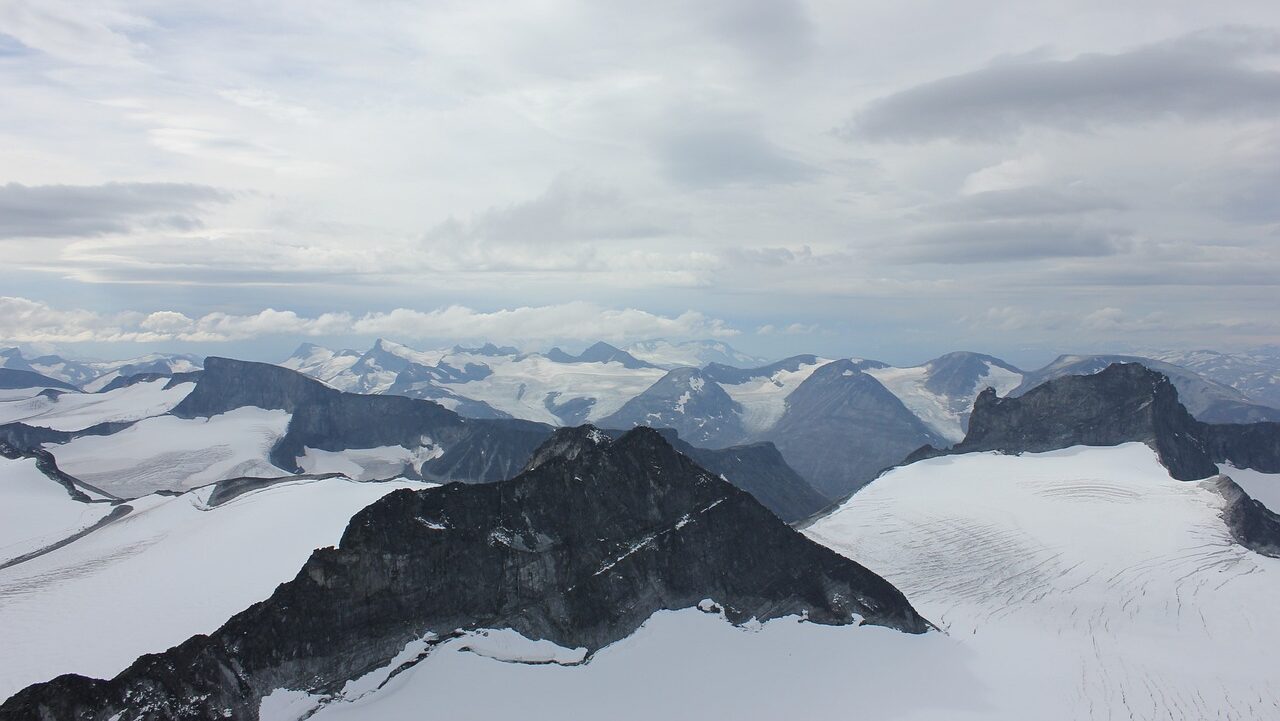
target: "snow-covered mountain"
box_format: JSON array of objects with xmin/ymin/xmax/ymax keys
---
[
  {"xmin": 864, "ymin": 351, "xmax": 1023, "ymax": 442},
  {"xmin": 623, "ymin": 339, "xmax": 767, "ymax": 369},
  {"xmin": 1150, "ymin": 348, "xmax": 1280, "ymax": 410},
  {"xmin": 284, "ymin": 339, "xmax": 667, "ymax": 426},
  {"xmin": 0, "ymin": 348, "xmax": 202, "ymax": 391},
  {"xmin": 0, "ymin": 427, "xmax": 928, "ymax": 719}
]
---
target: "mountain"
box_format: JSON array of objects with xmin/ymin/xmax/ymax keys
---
[
  {"xmin": 1150, "ymin": 348, "xmax": 1280, "ymax": 410},
  {"xmin": 0, "ymin": 348, "xmax": 201, "ymax": 391},
  {"xmin": 546, "ymin": 341, "xmax": 658, "ymax": 369},
  {"xmin": 0, "ymin": 427, "xmax": 929, "ymax": 720},
  {"xmin": 282, "ymin": 339, "xmax": 666, "ymax": 426},
  {"xmin": 804, "ymin": 441, "xmax": 1280, "ymax": 720},
  {"xmin": 0, "ymin": 374, "xmax": 196, "ymax": 433},
  {"xmin": 1013, "ymin": 354, "xmax": 1280, "ymax": 424},
  {"xmin": 863, "ymin": 351, "xmax": 1023, "ymax": 442},
  {"xmin": 529, "ymin": 425, "xmax": 832, "ymax": 522},
  {"xmin": 624, "ymin": 339, "xmax": 768, "ymax": 369},
  {"xmin": 278, "ymin": 343, "xmax": 362, "ymax": 384},
  {"xmin": 599, "ymin": 367, "xmax": 747, "ymax": 447},
  {"xmin": 765, "ymin": 359, "xmax": 947, "ymax": 498},
  {"xmin": 175, "ymin": 357, "xmax": 552, "ymax": 486},
  {"xmin": 0, "ymin": 368, "xmax": 78, "ymax": 397},
  {"xmin": 922, "ymin": 363, "xmax": 1280, "ymax": 482}
]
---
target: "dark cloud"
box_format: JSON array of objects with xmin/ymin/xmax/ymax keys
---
[
  {"xmin": 891, "ymin": 220, "xmax": 1130, "ymax": 264},
  {"xmin": 847, "ymin": 26, "xmax": 1280, "ymax": 142},
  {"xmin": 660, "ymin": 127, "xmax": 816, "ymax": 187},
  {"xmin": 0, "ymin": 182, "xmax": 231, "ymax": 239},
  {"xmin": 924, "ymin": 185, "xmax": 1126, "ymax": 220}
]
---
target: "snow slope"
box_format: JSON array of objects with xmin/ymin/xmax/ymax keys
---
[
  {"xmin": 298, "ymin": 443, "xmax": 444, "ymax": 481},
  {"xmin": 265, "ymin": 609, "xmax": 975, "ymax": 721},
  {"xmin": 0, "ymin": 378, "xmax": 195, "ymax": 431},
  {"xmin": 46, "ymin": 407, "xmax": 290, "ymax": 497},
  {"xmin": 718, "ymin": 359, "xmax": 826, "ymax": 435},
  {"xmin": 805, "ymin": 444, "xmax": 1280, "ymax": 721},
  {"xmin": 0, "ymin": 456, "xmax": 114, "ymax": 567},
  {"xmin": 0, "ymin": 476, "xmax": 434, "ymax": 702},
  {"xmin": 865, "ymin": 360, "xmax": 1022, "ymax": 442}
]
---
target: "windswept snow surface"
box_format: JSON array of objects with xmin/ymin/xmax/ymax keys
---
[
  {"xmin": 864, "ymin": 363, "xmax": 1021, "ymax": 442},
  {"xmin": 0, "ymin": 476, "xmax": 434, "ymax": 702},
  {"xmin": 46, "ymin": 407, "xmax": 290, "ymax": 497},
  {"xmin": 805, "ymin": 444, "xmax": 1280, "ymax": 721},
  {"xmin": 718, "ymin": 359, "xmax": 826, "ymax": 435},
  {"xmin": 0, "ymin": 456, "xmax": 114, "ymax": 566},
  {"xmin": 266, "ymin": 611, "xmax": 975, "ymax": 721},
  {"xmin": 0, "ymin": 379, "xmax": 195, "ymax": 432}
]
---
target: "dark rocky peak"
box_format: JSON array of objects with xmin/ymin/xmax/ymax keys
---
[
  {"xmin": 0, "ymin": 368, "xmax": 79, "ymax": 392},
  {"xmin": 544, "ymin": 341, "xmax": 657, "ymax": 369},
  {"xmin": 170, "ymin": 356, "xmax": 333, "ymax": 417},
  {"xmin": 452, "ymin": 342, "xmax": 520, "ymax": 357},
  {"xmin": 955, "ymin": 363, "xmax": 1216, "ymax": 479},
  {"xmin": 938, "ymin": 362, "xmax": 1280, "ymax": 482},
  {"xmin": 0, "ymin": 427, "xmax": 927, "ymax": 721},
  {"xmin": 922, "ymin": 351, "xmax": 1022, "ymax": 398},
  {"xmin": 702, "ymin": 354, "xmax": 820, "ymax": 385},
  {"xmin": 522, "ymin": 424, "xmax": 613, "ymax": 472},
  {"xmin": 764, "ymin": 360, "xmax": 947, "ymax": 499}
]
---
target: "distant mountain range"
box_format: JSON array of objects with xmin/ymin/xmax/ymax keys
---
[{"xmin": 3, "ymin": 340, "xmax": 1278, "ymax": 501}]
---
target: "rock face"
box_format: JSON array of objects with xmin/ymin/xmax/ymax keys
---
[
  {"xmin": 767, "ymin": 360, "xmax": 947, "ymax": 498},
  {"xmin": 927, "ymin": 363, "xmax": 1280, "ymax": 481},
  {"xmin": 1013, "ymin": 354, "xmax": 1280, "ymax": 424},
  {"xmin": 0, "ymin": 427, "xmax": 929, "ymax": 721},
  {"xmin": 1206, "ymin": 476, "xmax": 1280, "ymax": 558}
]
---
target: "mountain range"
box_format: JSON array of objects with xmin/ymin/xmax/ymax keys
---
[{"xmin": 2, "ymin": 347, "xmax": 1279, "ymax": 720}]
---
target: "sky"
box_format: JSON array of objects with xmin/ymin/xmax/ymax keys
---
[{"xmin": 1, "ymin": 0, "xmax": 1279, "ymax": 367}]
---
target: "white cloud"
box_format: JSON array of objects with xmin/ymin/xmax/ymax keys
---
[{"xmin": 0, "ymin": 297, "xmax": 739, "ymax": 344}]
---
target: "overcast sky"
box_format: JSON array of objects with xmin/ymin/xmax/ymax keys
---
[{"xmin": 1, "ymin": 0, "xmax": 1278, "ymax": 366}]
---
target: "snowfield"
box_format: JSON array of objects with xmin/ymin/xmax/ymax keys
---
[
  {"xmin": 0, "ymin": 475, "xmax": 434, "ymax": 702},
  {"xmin": 444, "ymin": 352, "xmax": 665, "ymax": 425},
  {"xmin": 0, "ymin": 456, "xmax": 115, "ymax": 567},
  {"xmin": 46, "ymin": 407, "xmax": 290, "ymax": 497},
  {"xmin": 0, "ymin": 378, "xmax": 195, "ymax": 432},
  {"xmin": 865, "ymin": 362, "xmax": 1022, "ymax": 442},
  {"xmin": 719, "ymin": 359, "xmax": 826, "ymax": 435},
  {"xmin": 264, "ymin": 610, "xmax": 974, "ymax": 721},
  {"xmin": 805, "ymin": 444, "xmax": 1280, "ymax": 721}
]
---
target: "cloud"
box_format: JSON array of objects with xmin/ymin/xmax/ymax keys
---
[
  {"xmin": 0, "ymin": 182, "xmax": 231, "ymax": 239},
  {"xmin": 659, "ymin": 126, "xmax": 815, "ymax": 187},
  {"xmin": 847, "ymin": 26, "xmax": 1280, "ymax": 142},
  {"xmin": 0, "ymin": 297, "xmax": 739, "ymax": 344},
  {"xmin": 891, "ymin": 220, "xmax": 1131, "ymax": 264},
  {"xmin": 925, "ymin": 184, "xmax": 1126, "ymax": 220}
]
